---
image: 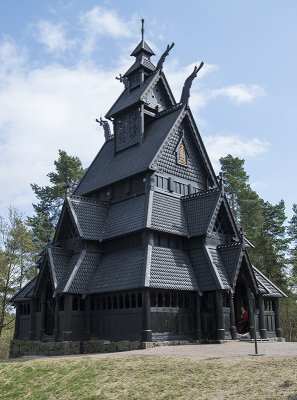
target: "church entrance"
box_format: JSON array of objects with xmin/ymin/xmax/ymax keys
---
[{"xmin": 45, "ymin": 283, "xmax": 55, "ymax": 336}]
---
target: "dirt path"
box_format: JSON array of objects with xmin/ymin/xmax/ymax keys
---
[{"xmin": 20, "ymin": 341, "xmax": 297, "ymax": 360}]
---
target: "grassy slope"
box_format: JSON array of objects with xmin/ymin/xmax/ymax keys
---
[{"xmin": 0, "ymin": 354, "xmax": 297, "ymax": 400}]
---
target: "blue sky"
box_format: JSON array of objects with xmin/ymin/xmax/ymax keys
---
[{"xmin": 0, "ymin": 0, "xmax": 296, "ymax": 220}]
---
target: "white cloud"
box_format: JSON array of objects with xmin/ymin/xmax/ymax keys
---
[
  {"xmin": 204, "ymin": 134, "xmax": 269, "ymax": 171},
  {"xmin": 209, "ymin": 84, "xmax": 265, "ymax": 104},
  {"xmin": 0, "ymin": 37, "xmax": 27, "ymax": 77},
  {"xmin": 79, "ymin": 6, "xmax": 133, "ymax": 55},
  {"xmin": 32, "ymin": 20, "xmax": 75, "ymax": 54},
  {"xmin": 0, "ymin": 39, "xmax": 123, "ymax": 216}
]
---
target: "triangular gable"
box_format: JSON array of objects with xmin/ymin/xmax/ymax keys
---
[
  {"xmin": 151, "ymin": 109, "xmax": 217, "ymax": 188},
  {"xmin": 236, "ymin": 251, "xmax": 258, "ymax": 294},
  {"xmin": 209, "ymin": 196, "xmax": 238, "ymax": 238},
  {"xmin": 142, "ymin": 73, "xmax": 175, "ymax": 112},
  {"xmin": 253, "ymin": 265, "xmax": 287, "ymax": 298},
  {"xmin": 53, "ymin": 199, "xmax": 81, "ymax": 245},
  {"xmin": 33, "ymin": 249, "xmax": 57, "ymax": 296}
]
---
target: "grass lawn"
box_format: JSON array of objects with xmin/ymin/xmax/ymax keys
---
[{"xmin": 0, "ymin": 353, "xmax": 297, "ymax": 400}]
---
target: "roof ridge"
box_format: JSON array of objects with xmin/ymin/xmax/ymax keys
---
[
  {"xmin": 181, "ymin": 187, "xmax": 220, "ymax": 200},
  {"xmin": 69, "ymin": 195, "xmax": 110, "ymax": 206},
  {"xmin": 156, "ymin": 103, "xmax": 183, "ymax": 119},
  {"xmin": 217, "ymin": 242, "xmax": 241, "ymax": 249}
]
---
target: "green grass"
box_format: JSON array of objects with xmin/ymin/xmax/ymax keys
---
[{"xmin": 1, "ymin": 354, "xmax": 297, "ymax": 399}]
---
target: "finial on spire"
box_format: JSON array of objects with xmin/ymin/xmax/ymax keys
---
[
  {"xmin": 180, "ymin": 62, "xmax": 204, "ymax": 105},
  {"xmin": 156, "ymin": 42, "xmax": 175, "ymax": 70},
  {"xmin": 240, "ymin": 227, "xmax": 246, "ymax": 249},
  {"xmin": 141, "ymin": 18, "xmax": 144, "ymax": 41},
  {"xmin": 217, "ymin": 171, "xmax": 226, "ymax": 195},
  {"xmin": 96, "ymin": 117, "xmax": 112, "ymax": 141}
]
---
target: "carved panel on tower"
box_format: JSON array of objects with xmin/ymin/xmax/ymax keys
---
[{"xmin": 115, "ymin": 108, "xmax": 141, "ymax": 152}]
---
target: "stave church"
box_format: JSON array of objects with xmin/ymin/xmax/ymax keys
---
[{"xmin": 11, "ymin": 21, "xmax": 286, "ymax": 354}]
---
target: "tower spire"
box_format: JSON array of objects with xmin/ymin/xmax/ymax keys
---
[{"xmin": 141, "ymin": 18, "xmax": 144, "ymax": 41}]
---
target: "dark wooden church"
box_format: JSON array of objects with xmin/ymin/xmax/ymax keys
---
[{"xmin": 11, "ymin": 22, "xmax": 286, "ymax": 347}]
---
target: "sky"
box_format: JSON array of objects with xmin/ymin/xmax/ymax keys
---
[{"xmin": 0, "ymin": 0, "xmax": 296, "ymax": 221}]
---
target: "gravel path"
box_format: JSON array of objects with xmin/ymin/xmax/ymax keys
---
[{"xmin": 21, "ymin": 341, "xmax": 297, "ymax": 360}]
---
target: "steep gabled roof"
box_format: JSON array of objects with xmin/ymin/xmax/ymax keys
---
[
  {"xmin": 253, "ymin": 266, "xmax": 287, "ymax": 298},
  {"xmin": 10, "ymin": 276, "xmax": 38, "ymax": 303},
  {"xmin": 149, "ymin": 190, "xmax": 189, "ymax": 236},
  {"xmin": 218, "ymin": 243, "xmax": 243, "ymax": 289},
  {"xmin": 123, "ymin": 57, "xmax": 155, "ymax": 77},
  {"xmin": 88, "ymin": 247, "xmax": 146, "ymax": 293},
  {"xmin": 103, "ymin": 194, "xmax": 147, "ymax": 239},
  {"xmin": 182, "ymin": 188, "xmax": 221, "ymax": 236},
  {"xmin": 75, "ymin": 106, "xmax": 184, "ymax": 195},
  {"xmin": 105, "ymin": 71, "xmax": 158, "ymax": 118},
  {"xmin": 149, "ymin": 247, "xmax": 201, "ymax": 293},
  {"xmin": 189, "ymin": 247, "xmax": 219, "ymax": 291},
  {"xmin": 205, "ymin": 247, "xmax": 231, "ymax": 290},
  {"xmin": 130, "ymin": 40, "xmax": 155, "ymax": 57},
  {"xmin": 68, "ymin": 196, "xmax": 110, "ymax": 241}
]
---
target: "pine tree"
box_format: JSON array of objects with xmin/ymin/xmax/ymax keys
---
[
  {"xmin": 28, "ymin": 150, "xmax": 84, "ymax": 251},
  {"xmin": 0, "ymin": 208, "xmax": 37, "ymax": 336},
  {"xmin": 288, "ymin": 204, "xmax": 297, "ymax": 276}
]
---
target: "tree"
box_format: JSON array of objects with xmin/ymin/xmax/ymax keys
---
[
  {"xmin": 219, "ymin": 155, "xmax": 288, "ymax": 287},
  {"xmin": 28, "ymin": 150, "xmax": 84, "ymax": 251},
  {"xmin": 0, "ymin": 208, "xmax": 37, "ymax": 336},
  {"xmin": 288, "ymin": 204, "xmax": 297, "ymax": 276}
]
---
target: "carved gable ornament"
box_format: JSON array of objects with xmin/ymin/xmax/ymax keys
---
[{"xmin": 175, "ymin": 131, "xmax": 189, "ymax": 166}]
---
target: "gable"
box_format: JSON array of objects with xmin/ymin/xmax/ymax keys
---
[
  {"xmin": 55, "ymin": 205, "xmax": 79, "ymax": 243},
  {"xmin": 142, "ymin": 78, "xmax": 173, "ymax": 111},
  {"xmin": 212, "ymin": 201, "xmax": 236, "ymax": 236},
  {"xmin": 152, "ymin": 114, "xmax": 210, "ymax": 188}
]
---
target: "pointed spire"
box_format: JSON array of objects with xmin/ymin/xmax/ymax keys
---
[
  {"xmin": 141, "ymin": 18, "xmax": 144, "ymax": 42},
  {"xmin": 180, "ymin": 62, "xmax": 204, "ymax": 105}
]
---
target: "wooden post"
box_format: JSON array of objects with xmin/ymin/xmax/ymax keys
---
[
  {"xmin": 62, "ymin": 294, "xmax": 73, "ymax": 341},
  {"xmin": 85, "ymin": 295, "xmax": 91, "ymax": 340},
  {"xmin": 141, "ymin": 288, "xmax": 152, "ymax": 342},
  {"xmin": 215, "ymin": 291, "xmax": 225, "ymax": 340},
  {"xmin": 196, "ymin": 293, "xmax": 202, "ymax": 341},
  {"xmin": 53, "ymin": 296, "xmax": 59, "ymax": 341},
  {"xmin": 247, "ymin": 288, "xmax": 255, "ymax": 339},
  {"xmin": 258, "ymin": 294, "xmax": 267, "ymax": 339},
  {"xmin": 274, "ymin": 298, "xmax": 282, "ymax": 338},
  {"xmin": 29, "ymin": 299, "xmax": 36, "ymax": 340},
  {"xmin": 39, "ymin": 291, "xmax": 46, "ymax": 340},
  {"xmin": 13, "ymin": 303, "xmax": 20, "ymax": 340},
  {"xmin": 229, "ymin": 293, "xmax": 237, "ymax": 340}
]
